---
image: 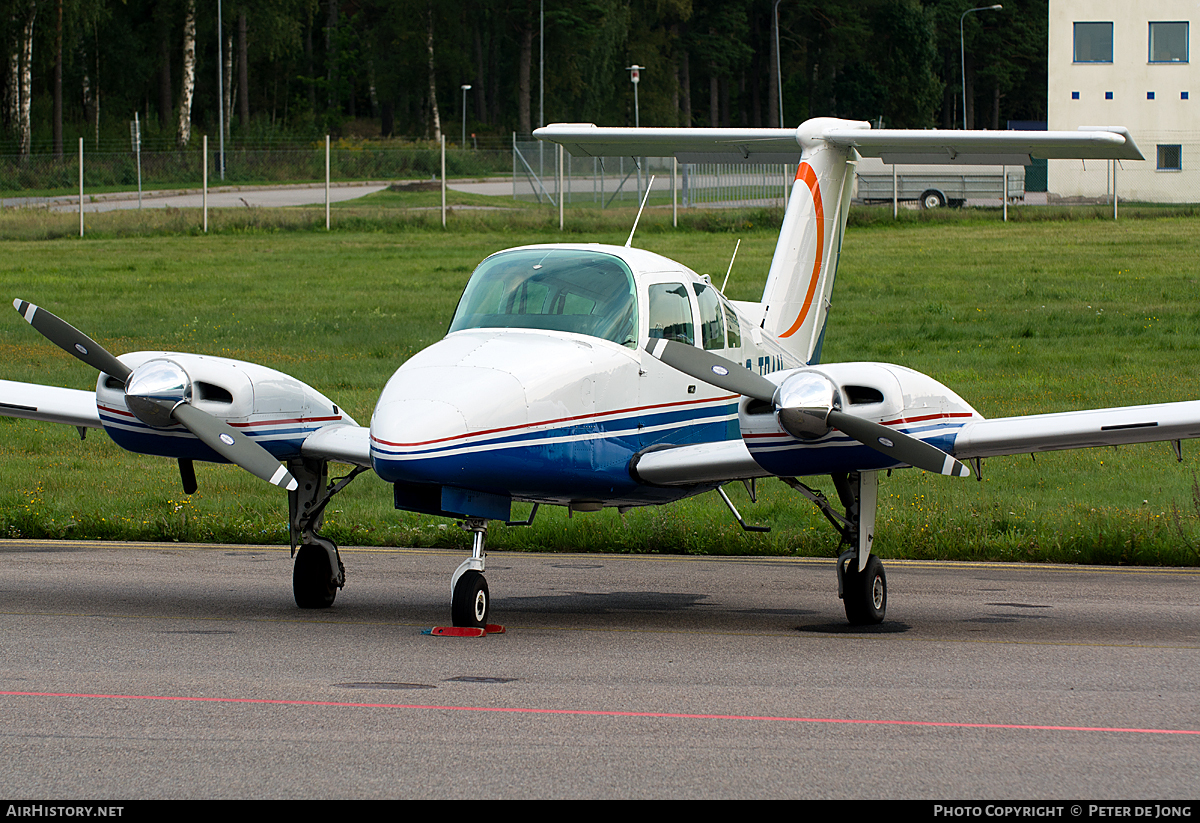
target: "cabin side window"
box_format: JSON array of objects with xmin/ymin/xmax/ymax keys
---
[
  {"xmin": 647, "ymin": 283, "xmax": 695, "ymax": 346},
  {"xmin": 722, "ymin": 302, "xmax": 741, "ymax": 349},
  {"xmin": 692, "ymin": 283, "xmax": 726, "ymax": 351}
]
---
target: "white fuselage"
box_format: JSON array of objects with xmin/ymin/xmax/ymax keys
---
[{"xmin": 369, "ymin": 243, "xmax": 800, "ymax": 515}]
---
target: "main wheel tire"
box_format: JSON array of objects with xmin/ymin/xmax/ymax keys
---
[
  {"xmin": 920, "ymin": 190, "xmax": 946, "ymax": 209},
  {"xmin": 843, "ymin": 555, "xmax": 886, "ymax": 625},
  {"xmin": 293, "ymin": 543, "xmax": 337, "ymax": 609},
  {"xmin": 451, "ymin": 570, "xmax": 490, "ymax": 628}
]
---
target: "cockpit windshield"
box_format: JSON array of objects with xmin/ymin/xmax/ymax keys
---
[{"xmin": 448, "ymin": 249, "xmax": 639, "ymax": 348}]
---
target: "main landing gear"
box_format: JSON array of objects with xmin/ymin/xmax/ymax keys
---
[
  {"xmin": 783, "ymin": 470, "xmax": 887, "ymax": 625},
  {"xmin": 287, "ymin": 458, "xmax": 366, "ymax": 609}
]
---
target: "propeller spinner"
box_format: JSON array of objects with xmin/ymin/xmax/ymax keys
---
[
  {"xmin": 13, "ymin": 299, "xmax": 298, "ymax": 491},
  {"xmin": 646, "ymin": 339, "xmax": 970, "ymax": 478}
]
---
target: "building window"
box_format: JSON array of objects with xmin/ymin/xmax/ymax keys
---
[
  {"xmin": 1074, "ymin": 22, "xmax": 1114, "ymax": 62},
  {"xmin": 1148, "ymin": 91, "xmax": 1156, "ymax": 99},
  {"xmin": 1072, "ymin": 91, "xmax": 1080, "ymax": 99},
  {"xmin": 1105, "ymin": 91, "xmax": 1114, "ymax": 99},
  {"xmin": 1149, "ymin": 22, "xmax": 1188, "ymax": 63},
  {"xmin": 1184, "ymin": 91, "xmax": 1191, "ymax": 99},
  {"xmin": 1157, "ymin": 144, "xmax": 1182, "ymax": 171}
]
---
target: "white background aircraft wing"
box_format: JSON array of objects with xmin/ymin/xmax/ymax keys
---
[
  {"xmin": 954, "ymin": 401, "xmax": 1200, "ymax": 459},
  {"xmin": 0, "ymin": 379, "xmax": 101, "ymax": 429},
  {"xmin": 300, "ymin": 424, "xmax": 372, "ymax": 467}
]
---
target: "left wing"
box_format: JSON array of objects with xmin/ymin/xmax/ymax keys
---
[
  {"xmin": 631, "ymin": 439, "xmax": 769, "ymax": 487},
  {"xmin": 953, "ymin": 401, "xmax": 1200, "ymax": 459}
]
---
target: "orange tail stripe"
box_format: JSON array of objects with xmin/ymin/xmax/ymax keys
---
[{"xmin": 780, "ymin": 162, "xmax": 824, "ymax": 339}]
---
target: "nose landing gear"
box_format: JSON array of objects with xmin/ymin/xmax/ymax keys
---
[{"xmin": 451, "ymin": 518, "xmax": 491, "ymax": 628}]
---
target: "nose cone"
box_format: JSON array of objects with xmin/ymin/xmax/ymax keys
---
[
  {"xmin": 369, "ymin": 330, "xmax": 635, "ymax": 493},
  {"xmin": 371, "ymin": 369, "xmax": 528, "ymax": 483}
]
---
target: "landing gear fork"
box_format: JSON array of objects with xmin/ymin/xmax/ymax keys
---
[
  {"xmin": 783, "ymin": 470, "xmax": 886, "ymax": 625},
  {"xmin": 287, "ymin": 458, "xmax": 366, "ymax": 609},
  {"xmin": 451, "ymin": 518, "xmax": 490, "ymax": 628}
]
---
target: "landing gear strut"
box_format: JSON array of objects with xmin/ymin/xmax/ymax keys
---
[
  {"xmin": 451, "ymin": 518, "xmax": 490, "ymax": 628},
  {"xmin": 287, "ymin": 458, "xmax": 366, "ymax": 609},
  {"xmin": 784, "ymin": 470, "xmax": 887, "ymax": 625}
]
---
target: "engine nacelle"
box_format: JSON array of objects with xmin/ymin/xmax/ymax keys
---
[
  {"xmin": 740, "ymin": 362, "xmax": 981, "ymax": 476},
  {"xmin": 94, "ymin": 351, "xmax": 354, "ymax": 462}
]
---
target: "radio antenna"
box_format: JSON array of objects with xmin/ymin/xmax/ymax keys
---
[
  {"xmin": 720, "ymin": 239, "xmax": 741, "ymax": 292},
  {"xmin": 625, "ymin": 175, "xmax": 656, "ymax": 248}
]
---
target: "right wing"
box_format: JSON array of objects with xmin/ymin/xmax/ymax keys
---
[
  {"xmin": 0, "ymin": 379, "xmax": 101, "ymax": 429},
  {"xmin": 300, "ymin": 424, "xmax": 372, "ymax": 468}
]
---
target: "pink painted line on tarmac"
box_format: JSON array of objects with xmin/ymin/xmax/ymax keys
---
[{"xmin": 2, "ymin": 690, "xmax": 1197, "ymax": 737}]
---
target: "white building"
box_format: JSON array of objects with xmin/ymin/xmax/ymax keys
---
[{"xmin": 1048, "ymin": 0, "xmax": 1198, "ymax": 202}]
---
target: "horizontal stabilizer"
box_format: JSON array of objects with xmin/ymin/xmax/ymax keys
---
[{"xmin": 534, "ymin": 122, "xmax": 1144, "ymax": 166}]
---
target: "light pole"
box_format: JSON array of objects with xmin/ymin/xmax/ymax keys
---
[
  {"xmin": 626, "ymin": 65, "xmax": 644, "ymax": 202},
  {"xmin": 960, "ymin": 5, "xmax": 1002, "ymax": 129},
  {"xmin": 217, "ymin": 0, "xmax": 225, "ymax": 179},
  {"xmin": 461, "ymin": 84, "xmax": 472, "ymax": 149},
  {"xmin": 774, "ymin": 0, "xmax": 784, "ymax": 127}
]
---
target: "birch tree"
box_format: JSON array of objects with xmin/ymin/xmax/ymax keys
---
[
  {"xmin": 177, "ymin": 0, "xmax": 195, "ymax": 147},
  {"xmin": 426, "ymin": 1, "xmax": 440, "ymax": 141},
  {"xmin": 16, "ymin": 0, "xmax": 35, "ymax": 156}
]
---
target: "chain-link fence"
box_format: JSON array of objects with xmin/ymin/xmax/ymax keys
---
[
  {"xmin": 512, "ymin": 136, "xmax": 793, "ymax": 209},
  {"xmin": 5, "ymin": 132, "xmax": 1193, "ymax": 209},
  {"xmin": 0, "ymin": 138, "xmax": 513, "ymax": 200}
]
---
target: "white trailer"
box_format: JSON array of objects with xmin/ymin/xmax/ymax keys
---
[{"xmin": 853, "ymin": 157, "xmax": 1025, "ymax": 209}]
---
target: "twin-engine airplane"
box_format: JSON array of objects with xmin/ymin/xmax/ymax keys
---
[{"xmin": 4, "ymin": 117, "xmax": 1197, "ymax": 629}]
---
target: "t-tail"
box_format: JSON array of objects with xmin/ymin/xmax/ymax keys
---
[
  {"xmin": 759, "ymin": 118, "xmax": 865, "ymax": 365},
  {"xmin": 533, "ymin": 118, "xmax": 1143, "ymax": 368}
]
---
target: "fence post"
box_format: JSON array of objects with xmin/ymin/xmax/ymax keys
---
[
  {"xmin": 441, "ymin": 135, "xmax": 446, "ymax": 228},
  {"xmin": 892, "ymin": 165, "xmax": 897, "ymax": 219},
  {"xmin": 203, "ymin": 135, "xmax": 208, "ymax": 233},
  {"xmin": 672, "ymin": 157, "xmax": 677, "ymax": 227},
  {"xmin": 1113, "ymin": 160, "xmax": 1118, "ymax": 221},
  {"xmin": 1003, "ymin": 166, "xmax": 1008, "ymax": 222},
  {"xmin": 558, "ymin": 143, "xmax": 564, "ymax": 230},
  {"xmin": 78, "ymin": 138, "xmax": 83, "ymax": 238},
  {"xmin": 325, "ymin": 135, "xmax": 331, "ymax": 230}
]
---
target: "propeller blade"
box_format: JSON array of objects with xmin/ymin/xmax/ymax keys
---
[
  {"xmin": 170, "ymin": 402, "xmax": 299, "ymax": 491},
  {"xmin": 827, "ymin": 410, "xmax": 971, "ymax": 477},
  {"xmin": 13, "ymin": 299, "xmax": 133, "ymax": 383},
  {"xmin": 646, "ymin": 339, "xmax": 777, "ymax": 403}
]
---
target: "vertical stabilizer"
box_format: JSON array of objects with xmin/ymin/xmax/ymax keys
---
[{"xmin": 760, "ymin": 118, "xmax": 866, "ymax": 364}]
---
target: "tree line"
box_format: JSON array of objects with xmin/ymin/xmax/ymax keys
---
[{"xmin": 1, "ymin": 0, "xmax": 1048, "ymax": 155}]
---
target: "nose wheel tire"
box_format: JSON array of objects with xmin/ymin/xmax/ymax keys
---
[
  {"xmin": 293, "ymin": 542, "xmax": 338, "ymax": 609},
  {"xmin": 452, "ymin": 570, "xmax": 490, "ymax": 628},
  {"xmin": 843, "ymin": 554, "xmax": 886, "ymax": 625}
]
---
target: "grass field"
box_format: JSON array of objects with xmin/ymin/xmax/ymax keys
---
[{"xmin": 1, "ymin": 206, "xmax": 1198, "ymax": 565}]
